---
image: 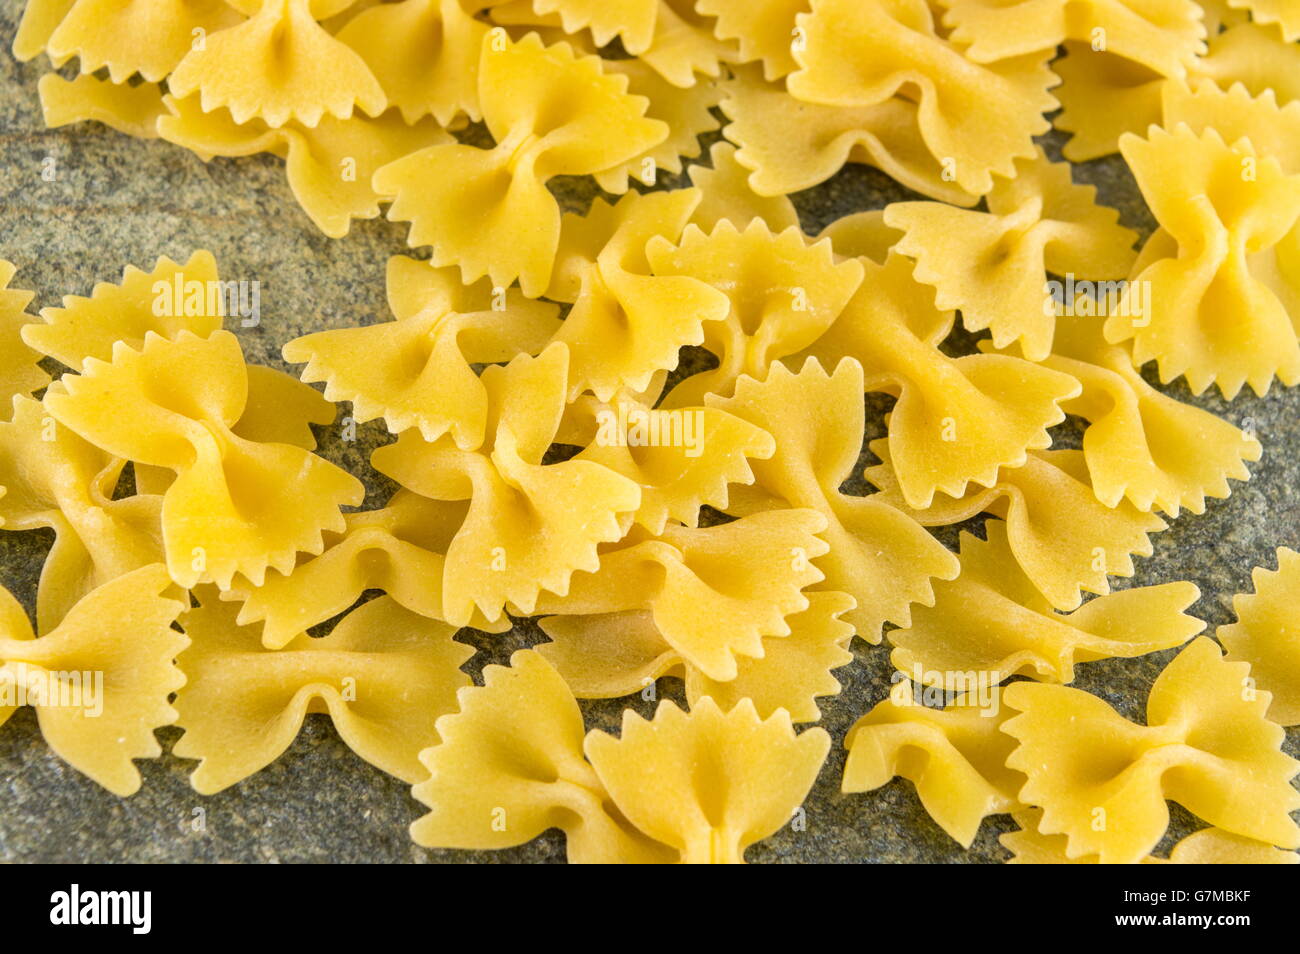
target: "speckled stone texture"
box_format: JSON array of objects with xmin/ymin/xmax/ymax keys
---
[{"xmin": 1, "ymin": 1, "xmax": 1297, "ymax": 863}]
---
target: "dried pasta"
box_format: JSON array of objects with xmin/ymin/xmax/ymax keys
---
[
  {"xmin": 1220, "ymin": 548, "xmax": 1300, "ymax": 726},
  {"xmin": 1004, "ymin": 638, "xmax": 1300, "ymax": 863}
]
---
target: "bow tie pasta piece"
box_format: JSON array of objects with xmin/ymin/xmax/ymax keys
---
[
  {"xmin": 842, "ymin": 691, "xmax": 1021, "ymax": 848},
  {"xmin": 0, "ymin": 396, "xmax": 165, "ymax": 634},
  {"xmin": 411, "ymin": 649, "xmax": 678, "ymax": 863},
  {"xmin": 0, "ymin": 262, "xmax": 47, "ymax": 421},
  {"xmin": 173, "ymin": 594, "xmax": 472, "ymax": 794},
  {"xmin": 226, "ymin": 492, "xmax": 508, "ymax": 648},
  {"xmin": 335, "ymin": 0, "xmax": 488, "ymax": 125},
  {"xmin": 564, "ymin": 389, "xmax": 774, "ymax": 533},
  {"xmin": 708, "ymin": 358, "xmax": 960, "ymax": 640},
  {"xmin": 1220, "ymin": 548, "xmax": 1300, "ymax": 726},
  {"xmin": 539, "ymin": 591, "xmax": 855, "ymax": 722},
  {"xmin": 13, "ymin": 0, "xmax": 78, "ymax": 61},
  {"xmin": 384, "ymin": 255, "xmax": 516, "ymax": 321},
  {"xmin": 1002, "ymin": 809, "xmax": 1300, "ymax": 863},
  {"xmin": 885, "ymin": 149, "xmax": 1138, "ymax": 360},
  {"xmin": 1010, "ymin": 313, "xmax": 1261, "ymax": 516},
  {"xmin": 373, "ymin": 343, "xmax": 641, "ymax": 625},
  {"xmin": 38, "ymin": 73, "xmax": 167, "ymax": 140},
  {"xmin": 168, "ymin": 0, "xmax": 385, "ymax": 127},
  {"xmin": 160, "ymin": 96, "xmax": 451, "ymax": 238},
  {"xmin": 482, "ymin": 0, "xmax": 660, "ymax": 55},
  {"xmin": 1230, "ymin": 0, "xmax": 1300, "ymax": 39},
  {"xmin": 866, "ymin": 445, "xmax": 1167, "ymax": 610},
  {"xmin": 44, "ymin": 330, "xmax": 365, "ymax": 589},
  {"xmin": 939, "ymin": 0, "xmax": 1205, "ymax": 75},
  {"xmin": 42, "ymin": 0, "xmax": 243, "ymax": 83},
  {"xmin": 787, "ymin": 0, "xmax": 1058, "ymax": 196},
  {"xmin": 696, "ymin": 0, "xmax": 806, "ymax": 81},
  {"xmin": 283, "ymin": 284, "xmax": 560, "ymax": 449},
  {"xmin": 592, "ymin": 59, "xmax": 722, "ymax": 195},
  {"xmin": 719, "ymin": 67, "xmax": 979, "ymax": 206},
  {"xmin": 546, "ymin": 190, "xmax": 731, "ymax": 402},
  {"xmin": 374, "ymin": 33, "xmax": 668, "ymax": 296},
  {"xmin": 131, "ymin": 362, "xmax": 338, "ymax": 497},
  {"xmin": 1004, "ymin": 637, "xmax": 1300, "ymax": 864},
  {"xmin": 647, "ymin": 219, "xmax": 865, "ymax": 406},
  {"xmin": 1108, "ymin": 124, "xmax": 1300, "ymax": 397},
  {"xmin": 1161, "ymin": 78, "xmax": 1300, "ymax": 169},
  {"xmin": 686, "ymin": 141, "xmax": 800, "ymax": 234},
  {"xmin": 0, "ymin": 564, "xmax": 185, "ymax": 796},
  {"xmin": 1193, "ymin": 22, "xmax": 1300, "ymax": 103},
  {"xmin": 885, "ymin": 521, "xmax": 1201, "ymax": 689},
  {"xmin": 801, "ymin": 253, "xmax": 1080, "ymax": 509},
  {"xmin": 534, "ymin": 509, "xmax": 828, "ymax": 681},
  {"xmin": 585, "ymin": 695, "xmax": 830, "ymax": 864},
  {"xmin": 23, "ymin": 250, "xmax": 222, "ymax": 370}
]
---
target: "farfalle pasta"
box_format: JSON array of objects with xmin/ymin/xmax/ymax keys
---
[
  {"xmin": 787, "ymin": 0, "xmax": 1058, "ymax": 196},
  {"xmin": 885, "ymin": 149, "xmax": 1138, "ymax": 361},
  {"xmin": 283, "ymin": 261, "xmax": 560, "ymax": 446},
  {"xmin": 0, "ymin": 396, "xmax": 164, "ymax": 634},
  {"xmin": 885, "ymin": 522, "xmax": 1202, "ymax": 688},
  {"xmin": 646, "ymin": 218, "xmax": 865, "ymax": 405},
  {"xmin": 709, "ymin": 358, "xmax": 960, "ymax": 640},
  {"xmin": 4, "ymin": 0, "xmax": 1298, "ymax": 868},
  {"xmin": 1220, "ymin": 548, "xmax": 1300, "ymax": 726},
  {"xmin": 842, "ymin": 690, "xmax": 1021, "ymax": 848},
  {"xmin": 538, "ymin": 590, "xmax": 856, "ymax": 722},
  {"xmin": 0, "ymin": 565, "xmax": 185, "ymax": 796},
  {"xmin": 1004, "ymin": 637, "xmax": 1300, "ymax": 863},
  {"xmin": 410, "ymin": 648, "xmax": 829, "ymax": 863},
  {"xmin": 1002, "ymin": 810, "xmax": 1300, "ymax": 864},
  {"xmin": 224, "ymin": 491, "xmax": 509, "ymax": 649},
  {"xmin": 544, "ymin": 189, "xmax": 730, "ymax": 402},
  {"xmin": 798, "ymin": 253, "xmax": 1081, "ymax": 509},
  {"xmin": 0, "ymin": 262, "xmax": 46, "ymax": 420},
  {"xmin": 1006, "ymin": 313, "xmax": 1262, "ymax": 516},
  {"xmin": 174, "ymin": 594, "xmax": 472, "ymax": 793},
  {"xmin": 1108, "ymin": 124, "xmax": 1300, "ymax": 397},
  {"xmin": 374, "ymin": 32, "xmax": 667, "ymax": 295},
  {"xmin": 533, "ymin": 509, "xmax": 829, "ymax": 681},
  {"xmin": 372, "ymin": 343, "xmax": 641, "ymax": 625},
  {"xmin": 44, "ymin": 330, "xmax": 364, "ymax": 589},
  {"xmin": 866, "ymin": 445, "xmax": 1167, "ymax": 610}
]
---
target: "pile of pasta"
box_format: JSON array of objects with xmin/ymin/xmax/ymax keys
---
[{"xmin": 5, "ymin": 0, "xmax": 1300, "ymax": 863}]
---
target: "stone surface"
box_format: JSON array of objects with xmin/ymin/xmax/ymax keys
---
[{"xmin": 0, "ymin": 2, "xmax": 1296, "ymax": 862}]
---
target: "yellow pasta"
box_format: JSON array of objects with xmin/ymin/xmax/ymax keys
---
[
  {"xmin": 709, "ymin": 358, "xmax": 960, "ymax": 639},
  {"xmin": 372, "ymin": 344, "xmax": 641, "ymax": 625},
  {"xmin": 886, "ymin": 149, "xmax": 1138, "ymax": 361},
  {"xmin": 886, "ymin": 522, "xmax": 1202, "ymax": 688},
  {"xmin": 1220, "ymin": 548, "xmax": 1300, "ymax": 726},
  {"xmin": 410, "ymin": 649, "xmax": 678, "ymax": 863},
  {"xmin": 533, "ymin": 509, "xmax": 828, "ymax": 681},
  {"xmin": 44, "ymin": 330, "xmax": 364, "ymax": 589},
  {"xmin": 0, "ymin": 261, "xmax": 47, "ymax": 421},
  {"xmin": 374, "ymin": 32, "xmax": 667, "ymax": 295},
  {"xmin": 545, "ymin": 189, "xmax": 730, "ymax": 402},
  {"xmin": 538, "ymin": 590, "xmax": 855, "ymax": 722},
  {"xmin": 174, "ymin": 594, "xmax": 472, "ymax": 793},
  {"xmin": 1108, "ymin": 124, "xmax": 1300, "ymax": 397},
  {"xmin": 1004, "ymin": 638, "xmax": 1300, "ymax": 863},
  {"xmin": 0, "ymin": 564, "xmax": 185, "ymax": 796},
  {"xmin": 1002, "ymin": 810, "xmax": 1300, "ymax": 864},
  {"xmin": 0, "ymin": 396, "xmax": 164, "ymax": 634},
  {"xmin": 788, "ymin": 0, "xmax": 1058, "ymax": 196},
  {"xmin": 843, "ymin": 690, "xmax": 1021, "ymax": 847},
  {"xmin": 866, "ymin": 445, "xmax": 1167, "ymax": 609}
]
